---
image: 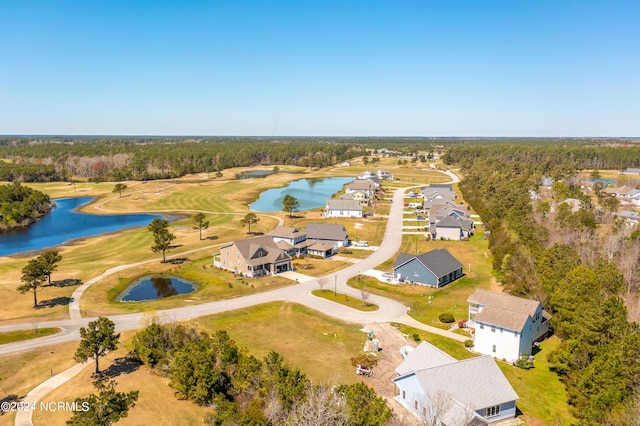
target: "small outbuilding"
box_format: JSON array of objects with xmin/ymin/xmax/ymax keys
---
[{"xmin": 393, "ymin": 249, "xmax": 463, "ymax": 287}]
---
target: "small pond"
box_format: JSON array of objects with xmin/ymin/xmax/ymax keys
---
[
  {"xmin": 117, "ymin": 275, "xmax": 199, "ymax": 302},
  {"xmin": 236, "ymin": 170, "xmax": 276, "ymax": 180},
  {"xmin": 250, "ymin": 177, "xmax": 354, "ymax": 212}
]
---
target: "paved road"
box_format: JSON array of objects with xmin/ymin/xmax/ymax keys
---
[{"xmin": 5, "ymin": 173, "xmax": 466, "ymax": 426}]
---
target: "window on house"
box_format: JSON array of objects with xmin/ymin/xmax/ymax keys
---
[
  {"xmin": 479, "ymin": 324, "xmax": 484, "ymax": 329},
  {"xmin": 226, "ymin": 251, "xmax": 229, "ymax": 256},
  {"xmin": 491, "ymin": 326, "xmax": 496, "ymax": 333},
  {"xmin": 414, "ymin": 400, "xmax": 418, "ymax": 409},
  {"xmin": 500, "ymin": 328, "xmax": 503, "ymax": 333},
  {"xmin": 486, "ymin": 405, "xmax": 500, "ymax": 417},
  {"xmin": 402, "ymin": 390, "xmax": 405, "ymax": 399},
  {"xmin": 492, "ymin": 345, "xmax": 496, "ymax": 353}
]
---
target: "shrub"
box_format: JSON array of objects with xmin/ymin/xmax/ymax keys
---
[
  {"xmin": 464, "ymin": 339, "xmax": 474, "ymax": 348},
  {"xmin": 412, "ymin": 333, "xmax": 420, "ymax": 342},
  {"xmin": 439, "ymin": 313, "xmax": 455, "ymax": 323},
  {"xmin": 515, "ymin": 354, "xmax": 535, "ymax": 369}
]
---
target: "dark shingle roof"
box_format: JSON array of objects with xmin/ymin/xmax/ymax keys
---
[{"xmin": 394, "ymin": 249, "xmax": 463, "ymax": 278}]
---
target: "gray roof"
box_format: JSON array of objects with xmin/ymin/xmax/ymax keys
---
[
  {"xmin": 303, "ymin": 223, "xmax": 349, "ymax": 242},
  {"xmin": 232, "ymin": 235, "xmax": 291, "ymax": 267},
  {"xmin": 395, "ymin": 341, "xmax": 456, "ymax": 376},
  {"xmin": 325, "ymin": 199, "xmax": 362, "ymax": 212},
  {"xmin": 468, "ymin": 289, "xmax": 541, "ymax": 331},
  {"xmin": 411, "ymin": 355, "xmax": 519, "ymax": 409},
  {"xmin": 346, "ymin": 180, "xmax": 375, "ymax": 190},
  {"xmin": 394, "ymin": 249, "xmax": 463, "ymax": 278}
]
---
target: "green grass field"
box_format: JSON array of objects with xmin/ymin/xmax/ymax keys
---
[
  {"xmin": 311, "ymin": 290, "xmax": 379, "ymax": 311},
  {"xmin": 0, "ymin": 327, "xmax": 61, "ymax": 345}
]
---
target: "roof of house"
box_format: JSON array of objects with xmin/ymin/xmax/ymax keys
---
[
  {"xmin": 268, "ymin": 226, "xmax": 303, "ymax": 239},
  {"xmin": 395, "ymin": 341, "xmax": 456, "ymax": 376},
  {"xmin": 303, "ymin": 223, "xmax": 349, "ymax": 242},
  {"xmin": 308, "ymin": 242, "xmax": 335, "ymax": 252},
  {"xmin": 410, "ymin": 355, "xmax": 519, "ymax": 409},
  {"xmin": 233, "ymin": 235, "xmax": 291, "ymax": 267},
  {"xmin": 435, "ymin": 216, "xmax": 463, "ymax": 229},
  {"xmin": 394, "ymin": 249, "xmax": 463, "ymax": 278},
  {"xmin": 325, "ymin": 199, "xmax": 363, "ymax": 212},
  {"xmin": 346, "ymin": 180, "xmax": 375, "ymax": 190},
  {"xmin": 468, "ymin": 289, "xmax": 541, "ymax": 331}
]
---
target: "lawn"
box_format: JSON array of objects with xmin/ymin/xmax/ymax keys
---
[
  {"xmin": 293, "ymin": 258, "xmax": 351, "ymax": 277},
  {"xmin": 193, "ymin": 302, "xmax": 367, "ymax": 384},
  {"xmin": 392, "ymin": 324, "xmax": 476, "ymax": 360},
  {"xmin": 352, "ymin": 230, "xmax": 499, "ymax": 330},
  {"xmin": 81, "ymin": 254, "xmax": 294, "ymax": 317},
  {"xmin": 0, "ymin": 327, "xmax": 61, "ymax": 345},
  {"xmin": 311, "ymin": 290, "xmax": 379, "ymax": 311},
  {"xmin": 499, "ymin": 336, "xmax": 576, "ymax": 425}
]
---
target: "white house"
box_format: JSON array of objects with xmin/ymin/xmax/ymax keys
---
[
  {"xmin": 393, "ymin": 341, "xmax": 519, "ymax": 424},
  {"xmin": 323, "ymin": 199, "xmax": 363, "ymax": 218},
  {"xmin": 468, "ymin": 289, "xmax": 550, "ymax": 363}
]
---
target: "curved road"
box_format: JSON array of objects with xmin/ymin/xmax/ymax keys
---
[{"xmin": 4, "ymin": 171, "xmax": 466, "ymax": 426}]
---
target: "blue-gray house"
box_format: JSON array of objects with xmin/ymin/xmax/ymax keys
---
[{"xmin": 394, "ymin": 249, "xmax": 463, "ymax": 287}]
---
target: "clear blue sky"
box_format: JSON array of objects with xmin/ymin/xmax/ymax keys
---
[{"xmin": 1, "ymin": 0, "xmax": 638, "ymax": 136}]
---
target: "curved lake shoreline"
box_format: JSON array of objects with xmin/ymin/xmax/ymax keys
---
[
  {"xmin": 250, "ymin": 177, "xmax": 354, "ymax": 212},
  {"xmin": 0, "ymin": 197, "xmax": 163, "ymax": 257}
]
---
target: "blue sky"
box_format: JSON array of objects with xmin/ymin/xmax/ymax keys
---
[{"xmin": 1, "ymin": 1, "xmax": 638, "ymax": 136}]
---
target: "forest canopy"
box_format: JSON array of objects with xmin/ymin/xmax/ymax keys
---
[{"xmin": 0, "ymin": 182, "xmax": 52, "ymax": 232}]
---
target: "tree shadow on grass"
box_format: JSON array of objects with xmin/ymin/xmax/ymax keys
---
[
  {"xmin": 37, "ymin": 297, "xmax": 71, "ymax": 308},
  {"xmin": 48, "ymin": 278, "xmax": 82, "ymax": 288},
  {"xmin": 103, "ymin": 355, "xmax": 142, "ymax": 379},
  {"xmin": 0, "ymin": 395, "xmax": 19, "ymax": 416},
  {"xmin": 205, "ymin": 235, "xmax": 219, "ymax": 240},
  {"xmin": 166, "ymin": 257, "xmax": 188, "ymax": 265}
]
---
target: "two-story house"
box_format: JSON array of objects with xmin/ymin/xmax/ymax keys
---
[
  {"xmin": 467, "ymin": 289, "xmax": 551, "ymax": 363},
  {"xmin": 393, "ymin": 341, "xmax": 519, "ymax": 424},
  {"xmin": 213, "ymin": 235, "xmax": 292, "ymax": 277}
]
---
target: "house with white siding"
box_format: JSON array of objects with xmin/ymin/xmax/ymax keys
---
[
  {"xmin": 468, "ymin": 289, "xmax": 551, "ymax": 363},
  {"xmin": 323, "ymin": 199, "xmax": 363, "ymax": 218},
  {"xmin": 393, "ymin": 341, "xmax": 519, "ymax": 424}
]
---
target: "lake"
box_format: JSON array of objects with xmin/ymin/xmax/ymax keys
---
[
  {"xmin": 0, "ymin": 197, "xmax": 161, "ymax": 257},
  {"xmin": 236, "ymin": 170, "xmax": 276, "ymax": 179},
  {"xmin": 250, "ymin": 177, "xmax": 354, "ymax": 212},
  {"xmin": 117, "ymin": 275, "xmax": 198, "ymax": 302}
]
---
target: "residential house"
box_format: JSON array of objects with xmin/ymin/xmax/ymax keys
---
[
  {"xmin": 302, "ymin": 223, "xmax": 350, "ymax": 253},
  {"xmin": 618, "ymin": 210, "xmax": 640, "ymax": 225},
  {"xmin": 468, "ymin": 289, "xmax": 550, "ymax": 363},
  {"xmin": 323, "ymin": 199, "xmax": 363, "ymax": 218},
  {"xmin": 345, "ymin": 179, "xmax": 377, "ymax": 198},
  {"xmin": 393, "ymin": 341, "xmax": 519, "ymax": 424},
  {"xmin": 213, "ymin": 235, "xmax": 292, "ymax": 278},
  {"xmin": 376, "ymin": 170, "xmax": 394, "ymax": 180},
  {"xmin": 622, "ymin": 168, "xmax": 640, "ymax": 175},
  {"xmin": 429, "ymin": 204, "xmax": 474, "ymax": 240},
  {"xmin": 624, "ymin": 189, "xmax": 640, "ymax": 206},
  {"xmin": 393, "ymin": 249, "xmax": 463, "ymax": 287},
  {"xmin": 267, "ymin": 226, "xmax": 310, "ymax": 257},
  {"xmin": 340, "ymin": 191, "xmax": 368, "ymax": 206}
]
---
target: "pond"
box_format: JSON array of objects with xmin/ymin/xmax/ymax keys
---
[
  {"xmin": 117, "ymin": 275, "xmax": 198, "ymax": 302},
  {"xmin": 0, "ymin": 197, "xmax": 162, "ymax": 257},
  {"xmin": 236, "ymin": 170, "xmax": 276, "ymax": 179},
  {"xmin": 250, "ymin": 177, "xmax": 354, "ymax": 212}
]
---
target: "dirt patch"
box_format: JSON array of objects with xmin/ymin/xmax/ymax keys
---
[{"xmin": 359, "ymin": 322, "xmax": 421, "ymax": 425}]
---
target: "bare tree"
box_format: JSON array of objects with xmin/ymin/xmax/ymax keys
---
[
  {"xmin": 287, "ymin": 383, "xmax": 348, "ymax": 426},
  {"xmin": 361, "ymin": 288, "xmax": 371, "ymax": 306},
  {"xmin": 317, "ymin": 277, "xmax": 329, "ymax": 293}
]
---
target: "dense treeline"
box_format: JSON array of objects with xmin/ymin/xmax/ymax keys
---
[
  {"xmin": 0, "ymin": 182, "xmax": 52, "ymax": 232},
  {"xmin": 132, "ymin": 322, "xmax": 392, "ymax": 425},
  {"xmin": 447, "ymin": 145, "xmax": 640, "ymax": 424},
  {"xmin": 0, "ymin": 138, "xmax": 367, "ymax": 182},
  {"xmin": 1, "ymin": 136, "xmax": 638, "ymax": 182}
]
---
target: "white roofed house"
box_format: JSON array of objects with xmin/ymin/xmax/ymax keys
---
[
  {"xmin": 323, "ymin": 199, "xmax": 363, "ymax": 218},
  {"xmin": 468, "ymin": 289, "xmax": 551, "ymax": 363},
  {"xmin": 393, "ymin": 341, "xmax": 519, "ymax": 425}
]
